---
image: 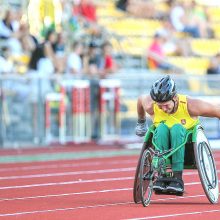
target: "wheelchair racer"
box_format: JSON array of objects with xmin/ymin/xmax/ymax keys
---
[{"xmin": 135, "ymin": 75, "xmax": 220, "ymax": 194}]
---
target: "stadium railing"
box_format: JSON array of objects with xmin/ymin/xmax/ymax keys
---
[{"xmin": 0, "ymin": 72, "xmax": 219, "ymax": 148}]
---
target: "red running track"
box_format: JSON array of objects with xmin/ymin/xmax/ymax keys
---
[{"xmin": 0, "ymin": 148, "xmax": 220, "ymax": 220}]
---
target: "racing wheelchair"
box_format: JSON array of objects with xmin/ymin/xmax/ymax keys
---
[{"xmin": 133, "ymin": 124, "xmax": 219, "ymax": 207}]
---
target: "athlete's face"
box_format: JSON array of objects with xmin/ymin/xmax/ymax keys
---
[{"xmin": 156, "ymin": 98, "xmax": 176, "ymax": 114}]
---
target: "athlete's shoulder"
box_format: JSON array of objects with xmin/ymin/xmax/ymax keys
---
[
  {"xmin": 141, "ymin": 95, "xmax": 154, "ymax": 115},
  {"xmin": 178, "ymin": 94, "xmax": 187, "ymax": 103}
]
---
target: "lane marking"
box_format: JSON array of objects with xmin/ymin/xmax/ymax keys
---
[
  {"xmin": 0, "ymin": 168, "xmax": 207, "ymax": 180},
  {"xmin": 0, "ymin": 168, "xmax": 215, "ymax": 180},
  {"xmin": 0, "ymin": 193, "xmax": 217, "ymax": 217},
  {"xmin": 0, "ymin": 175, "xmax": 214, "ymax": 191},
  {"xmin": 0, "ymin": 167, "xmax": 136, "ymax": 180},
  {"xmin": 0, "ymin": 188, "xmax": 133, "ymax": 202},
  {"xmin": 0, "ymin": 185, "xmax": 215, "ymax": 202},
  {"xmin": 0, "ymin": 177, "xmax": 134, "ymax": 190},
  {"xmin": 0, "ymin": 202, "xmax": 133, "ymax": 217},
  {"xmin": 0, "ymin": 160, "xmax": 137, "ymax": 173},
  {"xmin": 127, "ymin": 209, "xmax": 220, "ymax": 220}
]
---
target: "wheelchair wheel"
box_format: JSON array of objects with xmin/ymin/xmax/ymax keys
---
[
  {"xmin": 140, "ymin": 149, "xmax": 153, "ymax": 207},
  {"xmin": 133, "ymin": 142, "xmax": 148, "ymax": 204},
  {"xmin": 194, "ymin": 127, "xmax": 219, "ymax": 204}
]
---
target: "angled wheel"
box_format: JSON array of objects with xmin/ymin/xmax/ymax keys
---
[
  {"xmin": 194, "ymin": 127, "xmax": 219, "ymax": 204},
  {"xmin": 140, "ymin": 149, "xmax": 153, "ymax": 207},
  {"xmin": 133, "ymin": 143, "xmax": 147, "ymax": 204}
]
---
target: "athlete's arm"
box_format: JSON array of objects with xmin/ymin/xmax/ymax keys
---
[
  {"xmin": 137, "ymin": 95, "xmax": 154, "ymax": 119},
  {"xmin": 187, "ymin": 97, "xmax": 220, "ymax": 119}
]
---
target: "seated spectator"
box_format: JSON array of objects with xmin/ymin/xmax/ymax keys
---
[
  {"xmin": 116, "ymin": 0, "xmax": 167, "ymax": 19},
  {"xmin": 83, "ymin": 41, "xmax": 102, "ymax": 77},
  {"xmin": 206, "ymin": 53, "xmax": 220, "ymax": 75},
  {"xmin": 116, "ymin": 0, "xmax": 128, "ymax": 11},
  {"xmin": 99, "ymin": 41, "xmax": 118, "ymax": 78},
  {"xmin": 75, "ymin": 0, "xmax": 97, "ymax": 23},
  {"xmin": 147, "ymin": 33, "xmax": 172, "ymax": 70},
  {"xmin": 19, "ymin": 23, "xmax": 38, "ymax": 55},
  {"xmin": 0, "ymin": 46, "xmax": 14, "ymax": 74},
  {"xmin": 170, "ymin": 1, "xmax": 201, "ymax": 38},
  {"xmin": 54, "ymin": 32, "xmax": 66, "ymax": 73},
  {"xmin": 66, "ymin": 41, "xmax": 84, "ymax": 75},
  {"xmin": 156, "ymin": 19, "xmax": 192, "ymax": 56},
  {"xmin": 0, "ymin": 9, "xmax": 19, "ymax": 39},
  {"xmin": 55, "ymin": 32, "xmax": 66, "ymax": 57},
  {"xmin": 28, "ymin": 29, "xmax": 58, "ymax": 72},
  {"xmin": 0, "ymin": 9, "xmax": 23, "ymax": 55}
]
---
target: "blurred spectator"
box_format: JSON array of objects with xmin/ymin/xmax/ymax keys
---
[
  {"xmin": 66, "ymin": 41, "xmax": 84, "ymax": 75},
  {"xmin": 29, "ymin": 29, "xmax": 65, "ymax": 73},
  {"xmin": 0, "ymin": 46, "xmax": 14, "ymax": 74},
  {"xmin": 116, "ymin": 0, "xmax": 127, "ymax": 11},
  {"xmin": 206, "ymin": 53, "xmax": 220, "ymax": 74},
  {"xmin": 183, "ymin": 1, "xmax": 213, "ymax": 38},
  {"xmin": 83, "ymin": 41, "xmax": 102, "ymax": 77},
  {"xmin": 55, "ymin": 32, "xmax": 66, "ymax": 57},
  {"xmin": 54, "ymin": 32, "xmax": 66, "ymax": 73},
  {"xmin": 147, "ymin": 33, "xmax": 172, "ymax": 70},
  {"xmin": 0, "ymin": 9, "xmax": 19, "ymax": 39},
  {"xmin": 170, "ymin": 1, "xmax": 201, "ymax": 38},
  {"xmin": 19, "ymin": 23, "xmax": 38, "ymax": 54},
  {"xmin": 99, "ymin": 41, "xmax": 118, "ymax": 78},
  {"xmin": 116, "ymin": 0, "xmax": 167, "ymax": 19},
  {"xmin": 156, "ymin": 19, "xmax": 192, "ymax": 56},
  {"xmin": 0, "ymin": 9, "xmax": 23, "ymax": 55},
  {"xmin": 75, "ymin": 0, "xmax": 97, "ymax": 23}
]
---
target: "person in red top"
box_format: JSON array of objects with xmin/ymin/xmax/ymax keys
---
[
  {"xmin": 100, "ymin": 42, "xmax": 117, "ymax": 78},
  {"xmin": 78, "ymin": 0, "xmax": 97, "ymax": 23},
  {"xmin": 147, "ymin": 33, "xmax": 172, "ymax": 70}
]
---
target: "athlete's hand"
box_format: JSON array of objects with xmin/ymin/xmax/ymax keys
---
[{"xmin": 135, "ymin": 118, "xmax": 148, "ymax": 137}]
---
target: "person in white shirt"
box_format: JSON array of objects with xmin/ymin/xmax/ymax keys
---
[{"xmin": 66, "ymin": 42, "xmax": 84, "ymax": 75}]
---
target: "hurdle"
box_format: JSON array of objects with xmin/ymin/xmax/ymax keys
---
[
  {"xmin": 72, "ymin": 80, "xmax": 91, "ymax": 143},
  {"xmin": 99, "ymin": 79, "xmax": 121, "ymax": 143},
  {"xmin": 60, "ymin": 79, "xmax": 91, "ymax": 143},
  {"xmin": 45, "ymin": 86, "xmax": 66, "ymax": 144}
]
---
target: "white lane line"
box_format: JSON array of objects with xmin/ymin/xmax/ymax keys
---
[
  {"xmin": 126, "ymin": 209, "xmax": 220, "ymax": 220},
  {"xmin": 0, "ymin": 184, "xmax": 213, "ymax": 202},
  {"xmin": 0, "ymin": 168, "xmax": 212, "ymax": 180},
  {"xmin": 0, "ymin": 167, "xmax": 136, "ymax": 180},
  {"xmin": 0, "ymin": 160, "xmax": 137, "ymax": 173},
  {"xmin": 0, "ymin": 177, "xmax": 134, "ymax": 190},
  {"xmin": 0, "ymin": 188, "xmax": 133, "ymax": 202},
  {"xmin": 0, "ymin": 169, "xmax": 203, "ymax": 180},
  {"xmin": 0, "ymin": 173, "xmax": 210, "ymax": 192},
  {"xmin": 0, "ymin": 193, "xmax": 217, "ymax": 217},
  {"xmin": 0, "ymin": 202, "xmax": 133, "ymax": 217}
]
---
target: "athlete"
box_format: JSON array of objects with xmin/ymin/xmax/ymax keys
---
[{"xmin": 135, "ymin": 75, "xmax": 220, "ymax": 194}]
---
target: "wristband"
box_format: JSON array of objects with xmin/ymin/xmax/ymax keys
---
[{"xmin": 138, "ymin": 118, "xmax": 146, "ymax": 123}]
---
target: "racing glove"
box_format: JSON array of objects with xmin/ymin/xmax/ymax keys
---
[{"xmin": 135, "ymin": 118, "xmax": 148, "ymax": 137}]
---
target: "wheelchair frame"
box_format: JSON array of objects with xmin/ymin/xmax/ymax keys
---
[{"xmin": 133, "ymin": 124, "xmax": 219, "ymax": 207}]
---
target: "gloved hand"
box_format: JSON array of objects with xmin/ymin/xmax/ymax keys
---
[{"xmin": 135, "ymin": 118, "xmax": 148, "ymax": 137}]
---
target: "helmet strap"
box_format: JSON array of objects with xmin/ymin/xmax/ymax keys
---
[{"xmin": 170, "ymin": 98, "xmax": 176, "ymax": 114}]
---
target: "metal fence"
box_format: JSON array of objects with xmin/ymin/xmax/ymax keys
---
[{"xmin": 0, "ymin": 72, "xmax": 220, "ymax": 148}]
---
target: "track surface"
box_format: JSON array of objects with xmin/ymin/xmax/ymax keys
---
[{"xmin": 0, "ymin": 146, "xmax": 220, "ymax": 220}]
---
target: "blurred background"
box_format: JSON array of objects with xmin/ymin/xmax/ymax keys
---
[{"xmin": 0, "ymin": 0, "xmax": 220, "ymax": 148}]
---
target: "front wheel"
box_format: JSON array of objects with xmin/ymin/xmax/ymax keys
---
[{"xmin": 140, "ymin": 149, "xmax": 153, "ymax": 207}]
